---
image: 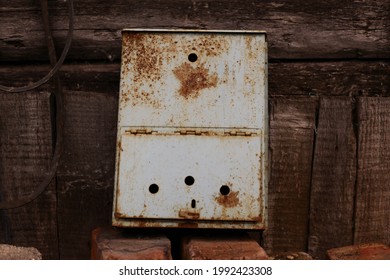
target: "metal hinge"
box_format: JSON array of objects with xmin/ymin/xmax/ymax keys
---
[
  {"xmin": 126, "ymin": 129, "xmax": 154, "ymax": 135},
  {"xmin": 224, "ymin": 130, "xmax": 256, "ymax": 136},
  {"xmin": 174, "ymin": 129, "xmax": 258, "ymax": 136},
  {"xmin": 174, "ymin": 129, "xmax": 203, "ymax": 135}
]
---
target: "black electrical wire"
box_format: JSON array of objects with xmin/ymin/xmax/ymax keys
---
[
  {"xmin": 0, "ymin": 0, "xmax": 73, "ymax": 209},
  {"xmin": 0, "ymin": 0, "xmax": 74, "ymax": 93}
]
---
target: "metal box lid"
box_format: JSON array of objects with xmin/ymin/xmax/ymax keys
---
[{"xmin": 118, "ymin": 29, "xmax": 267, "ymax": 130}]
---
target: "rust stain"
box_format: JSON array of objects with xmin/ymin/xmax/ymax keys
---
[
  {"xmin": 115, "ymin": 184, "xmax": 122, "ymax": 213},
  {"xmin": 136, "ymin": 220, "xmax": 148, "ymax": 228},
  {"xmin": 179, "ymin": 209, "xmax": 200, "ymax": 219},
  {"xmin": 121, "ymin": 32, "xmax": 229, "ymax": 106},
  {"xmin": 215, "ymin": 191, "xmax": 241, "ymax": 208},
  {"xmin": 178, "ymin": 222, "xmax": 199, "ymax": 228},
  {"xmin": 245, "ymin": 36, "xmax": 262, "ymax": 60},
  {"xmin": 250, "ymin": 216, "xmax": 263, "ymax": 222},
  {"xmin": 173, "ymin": 62, "xmax": 218, "ymax": 99},
  {"xmin": 117, "ymin": 141, "xmax": 123, "ymax": 152},
  {"xmin": 121, "ymin": 33, "xmax": 164, "ymax": 108},
  {"xmin": 192, "ymin": 35, "xmax": 227, "ymax": 57},
  {"xmin": 114, "ymin": 212, "xmax": 126, "ymax": 219},
  {"xmin": 123, "ymin": 33, "xmax": 163, "ymax": 81},
  {"xmin": 131, "ymin": 91, "xmax": 152, "ymax": 106}
]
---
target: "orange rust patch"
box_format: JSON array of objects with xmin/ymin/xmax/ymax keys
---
[
  {"xmin": 179, "ymin": 209, "xmax": 200, "ymax": 219},
  {"xmin": 215, "ymin": 191, "xmax": 240, "ymax": 208},
  {"xmin": 123, "ymin": 33, "xmax": 163, "ymax": 81},
  {"xmin": 117, "ymin": 141, "xmax": 123, "ymax": 152},
  {"xmin": 114, "ymin": 212, "xmax": 126, "ymax": 219},
  {"xmin": 173, "ymin": 62, "xmax": 218, "ymax": 99},
  {"xmin": 136, "ymin": 220, "xmax": 148, "ymax": 228},
  {"xmin": 132, "ymin": 91, "xmax": 151, "ymax": 105},
  {"xmin": 121, "ymin": 33, "xmax": 165, "ymax": 108},
  {"xmin": 192, "ymin": 35, "xmax": 227, "ymax": 57}
]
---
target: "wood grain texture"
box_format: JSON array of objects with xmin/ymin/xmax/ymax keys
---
[
  {"xmin": 1, "ymin": 0, "xmax": 389, "ymax": 61},
  {"xmin": 354, "ymin": 97, "xmax": 390, "ymax": 245},
  {"xmin": 308, "ymin": 97, "xmax": 356, "ymax": 259},
  {"xmin": 56, "ymin": 90, "xmax": 117, "ymax": 259},
  {"xmin": 0, "ymin": 91, "xmax": 58, "ymax": 259},
  {"xmin": 263, "ymin": 97, "xmax": 317, "ymax": 253},
  {"xmin": 0, "ymin": 64, "xmax": 120, "ymax": 93},
  {"xmin": 269, "ymin": 61, "xmax": 390, "ymax": 97},
  {"xmin": 56, "ymin": 178, "xmax": 114, "ymax": 259},
  {"xmin": 1, "ymin": 61, "xmax": 389, "ymax": 97}
]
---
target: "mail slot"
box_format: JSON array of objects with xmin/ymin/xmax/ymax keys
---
[{"xmin": 112, "ymin": 29, "xmax": 268, "ymax": 229}]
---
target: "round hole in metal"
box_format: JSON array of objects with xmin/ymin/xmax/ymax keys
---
[
  {"xmin": 185, "ymin": 176, "xmax": 195, "ymax": 186},
  {"xmin": 220, "ymin": 185, "xmax": 231, "ymax": 196},
  {"xmin": 149, "ymin": 184, "xmax": 159, "ymax": 194},
  {"xmin": 188, "ymin": 53, "xmax": 198, "ymax": 62}
]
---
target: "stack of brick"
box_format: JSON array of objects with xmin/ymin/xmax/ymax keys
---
[
  {"xmin": 327, "ymin": 243, "xmax": 390, "ymax": 260},
  {"xmin": 91, "ymin": 227, "xmax": 172, "ymax": 260},
  {"xmin": 91, "ymin": 227, "xmax": 269, "ymax": 260},
  {"xmin": 181, "ymin": 232, "xmax": 268, "ymax": 260},
  {"xmin": 0, "ymin": 244, "xmax": 42, "ymax": 260}
]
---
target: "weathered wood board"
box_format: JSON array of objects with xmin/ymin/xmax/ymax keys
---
[
  {"xmin": 269, "ymin": 61, "xmax": 390, "ymax": 97},
  {"xmin": 354, "ymin": 97, "xmax": 390, "ymax": 245},
  {"xmin": 1, "ymin": 0, "xmax": 389, "ymax": 61},
  {"xmin": 56, "ymin": 90, "xmax": 117, "ymax": 259},
  {"xmin": 0, "ymin": 91, "xmax": 58, "ymax": 259},
  {"xmin": 263, "ymin": 97, "xmax": 317, "ymax": 253},
  {"xmin": 308, "ymin": 97, "xmax": 356, "ymax": 259},
  {"xmin": 1, "ymin": 61, "xmax": 388, "ymax": 97}
]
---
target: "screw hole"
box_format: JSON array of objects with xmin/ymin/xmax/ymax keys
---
[
  {"xmin": 220, "ymin": 185, "xmax": 230, "ymax": 196},
  {"xmin": 191, "ymin": 199, "xmax": 196, "ymax": 208},
  {"xmin": 185, "ymin": 176, "xmax": 195, "ymax": 186},
  {"xmin": 188, "ymin": 53, "xmax": 198, "ymax": 62},
  {"xmin": 149, "ymin": 184, "xmax": 159, "ymax": 194}
]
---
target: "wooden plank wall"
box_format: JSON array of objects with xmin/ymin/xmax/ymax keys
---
[
  {"xmin": 0, "ymin": 0, "xmax": 389, "ymax": 259},
  {"xmin": 264, "ymin": 97, "xmax": 317, "ymax": 253},
  {"xmin": 308, "ymin": 97, "xmax": 356, "ymax": 259},
  {"xmin": 355, "ymin": 98, "xmax": 390, "ymax": 245},
  {"xmin": 0, "ymin": 91, "xmax": 59, "ymax": 259}
]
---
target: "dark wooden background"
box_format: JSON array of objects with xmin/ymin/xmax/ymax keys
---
[{"xmin": 0, "ymin": 0, "xmax": 389, "ymax": 259}]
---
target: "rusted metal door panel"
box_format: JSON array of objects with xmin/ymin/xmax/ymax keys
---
[
  {"xmin": 115, "ymin": 132, "xmax": 263, "ymax": 221},
  {"xmin": 119, "ymin": 30, "xmax": 267, "ymax": 129},
  {"xmin": 113, "ymin": 29, "xmax": 267, "ymax": 229}
]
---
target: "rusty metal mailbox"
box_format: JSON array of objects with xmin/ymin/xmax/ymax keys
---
[{"xmin": 112, "ymin": 29, "xmax": 268, "ymax": 229}]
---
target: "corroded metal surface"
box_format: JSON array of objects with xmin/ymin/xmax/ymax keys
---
[
  {"xmin": 113, "ymin": 29, "xmax": 267, "ymax": 229},
  {"xmin": 118, "ymin": 29, "xmax": 267, "ymax": 129},
  {"xmin": 115, "ymin": 133, "xmax": 262, "ymax": 221}
]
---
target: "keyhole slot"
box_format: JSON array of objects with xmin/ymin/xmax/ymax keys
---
[{"xmin": 191, "ymin": 199, "xmax": 196, "ymax": 209}]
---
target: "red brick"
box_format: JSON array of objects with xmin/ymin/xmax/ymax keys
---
[
  {"xmin": 91, "ymin": 227, "xmax": 172, "ymax": 260},
  {"xmin": 327, "ymin": 243, "xmax": 390, "ymax": 260},
  {"xmin": 0, "ymin": 244, "xmax": 42, "ymax": 260},
  {"xmin": 181, "ymin": 233, "xmax": 268, "ymax": 260}
]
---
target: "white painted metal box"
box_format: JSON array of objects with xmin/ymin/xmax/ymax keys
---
[{"xmin": 113, "ymin": 29, "xmax": 268, "ymax": 229}]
